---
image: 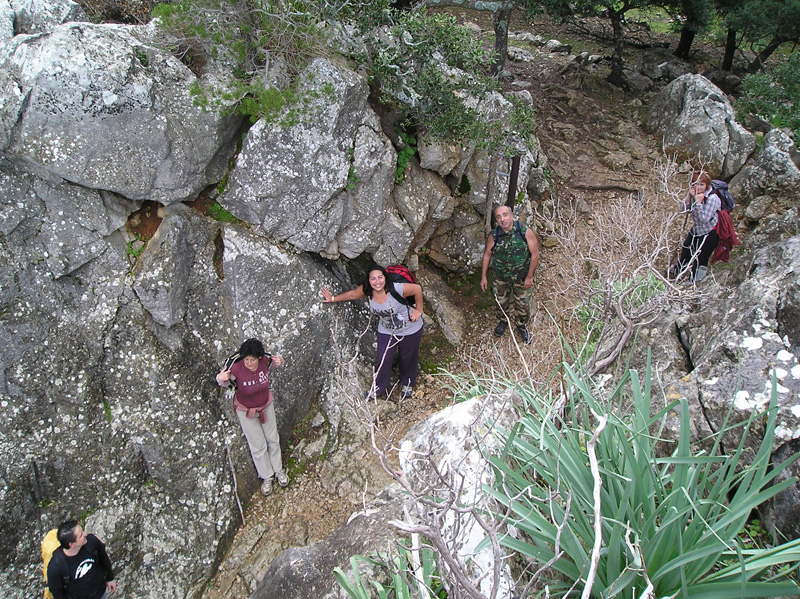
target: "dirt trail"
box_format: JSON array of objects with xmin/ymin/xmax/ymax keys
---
[{"xmin": 203, "ymin": 11, "xmax": 665, "ymax": 599}]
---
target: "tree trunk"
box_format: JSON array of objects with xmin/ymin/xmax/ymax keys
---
[
  {"xmin": 490, "ymin": 5, "xmax": 513, "ymax": 75},
  {"xmin": 607, "ymin": 10, "xmax": 627, "ymax": 87},
  {"xmin": 506, "ymin": 155, "xmax": 520, "ymax": 210},
  {"xmin": 674, "ymin": 24, "xmax": 696, "ymax": 59},
  {"xmin": 747, "ymin": 34, "xmax": 787, "ymax": 73},
  {"xmin": 722, "ymin": 28, "xmax": 736, "ymax": 71},
  {"xmin": 484, "ymin": 154, "xmax": 499, "ymax": 235}
]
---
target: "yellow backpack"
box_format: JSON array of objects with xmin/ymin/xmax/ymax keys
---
[{"xmin": 41, "ymin": 529, "xmax": 61, "ymax": 599}]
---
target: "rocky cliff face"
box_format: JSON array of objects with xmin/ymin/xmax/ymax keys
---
[
  {"xmin": 2, "ymin": 2, "xmax": 799, "ymax": 597},
  {"xmin": 0, "ymin": 4, "xmax": 547, "ymax": 597}
]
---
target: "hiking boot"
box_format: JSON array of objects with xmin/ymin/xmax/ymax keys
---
[
  {"xmin": 401, "ymin": 385, "xmax": 413, "ymax": 399},
  {"xmin": 494, "ymin": 321, "xmax": 508, "ymax": 337},
  {"xmin": 275, "ymin": 470, "xmax": 289, "ymax": 488},
  {"xmin": 694, "ymin": 266, "xmax": 708, "ymax": 282},
  {"xmin": 515, "ymin": 325, "xmax": 532, "ymax": 345},
  {"xmin": 260, "ymin": 478, "xmax": 273, "ymax": 496}
]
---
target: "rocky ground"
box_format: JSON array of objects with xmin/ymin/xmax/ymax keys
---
[{"xmin": 201, "ymin": 10, "xmax": 718, "ymax": 599}]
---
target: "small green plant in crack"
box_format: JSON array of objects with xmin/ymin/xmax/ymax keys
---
[
  {"xmin": 394, "ymin": 128, "xmax": 417, "ymax": 184},
  {"xmin": 346, "ymin": 147, "xmax": 360, "ymax": 191},
  {"xmin": 207, "ymin": 201, "xmax": 243, "ymax": 224},
  {"xmin": 125, "ymin": 234, "xmax": 147, "ymax": 261},
  {"xmin": 103, "ymin": 401, "xmax": 112, "ymax": 423}
]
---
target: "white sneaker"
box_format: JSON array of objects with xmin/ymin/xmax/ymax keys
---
[
  {"xmin": 401, "ymin": 385, "xmax": 413, "ymax": 399},
  {"xmin": 275, "ymin": 470, "xmax": 289, "ymax": 488},
  {"xmin": 260, "ymin": 478, "xmax": 273, "ymax": 496}
]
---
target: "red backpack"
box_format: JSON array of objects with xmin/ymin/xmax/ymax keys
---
[{"xmin": 384, "ymin": 265, "xmax": 418, "ymax": 307}]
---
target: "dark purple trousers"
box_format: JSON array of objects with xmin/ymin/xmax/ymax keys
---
[{"xmin": 374, "ymin": 326, "xmax": 423, "ymax": 394}]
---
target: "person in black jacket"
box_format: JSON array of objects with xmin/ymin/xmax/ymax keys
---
[{"xmin": 47, "ymin": 520, "xmax": 116, "ymax": 599}]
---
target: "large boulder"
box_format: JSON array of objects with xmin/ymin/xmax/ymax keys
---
[
  {"xmin": 0, "ymin": 161, "xmax": 244, "ymax": 598},
  {"xmin": 425, "ymin": 199, "xmax": 486, "ymax": 274},
  {"xmin": 250, "ymin": 388, "xmax": 521, "ymax": 599},
  {"xmin": 397, "ymin": 389, "xmax": 519, "ymax": 599},
  {"xmin": 219, "ymin": 58, "xmax": 407, "ymax": 263},
  {"xmin": 645, "ymin": 74, "xmax": 756, "ymax": 179},
  {"xmin": 730, "ymin": 128, "xmax": 800, "ymax": 208},
  {"xmin": 251, "ymin": 488, "xmax": 405, "ymax": 599},
  {"xmin": 0, "ymin": 22, "xmax": 241, "ymax": 204}
]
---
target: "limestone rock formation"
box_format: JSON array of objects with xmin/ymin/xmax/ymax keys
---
[
  {"xmin": 219, "ymin": 58, "xmax": 401, "ymax": 263},
  {"xmin": 251, "ymin": 489, "xmax": 405, "ymax": 599},
  {"xmin": 730, "ymin": 128, "xmax": 800, "ymax": 208},
  {"xmin": 6, "ymin": 0, "xmax": 86, "ymax": 37},
  {"xmin": 0, "ymin": 22, "xmax": 241, "ymax": 204},
  {"xmin": 645, "ymin": 74, "xmax": 756, "ymax": 179}
]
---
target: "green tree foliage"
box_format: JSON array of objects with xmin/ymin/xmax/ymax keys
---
[
  {"xmin": 360, "ymin": 8, "xmax": 535, "ymax": 149},
  {"xmin": 737, "ymin": 52, "xmax": 800, "ymax": 140},
  {"xmin": 719, "ymin": 0, "xmax": 800, "ymax": 71},
  {"xmin": 153, "ymin": 0, "xmax": 535, "ymax": 149}
]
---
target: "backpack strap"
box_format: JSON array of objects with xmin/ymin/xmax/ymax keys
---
[
  {"xmin": 514, "ymin": 220, "xmax": 525, "ymax": 242},
  {"xmin": 49, "ymin": 549, "xmax": 70, "ymax": 593},
  {"xmin": 387, "ymin": 282, "xmax": 413, "ymax": 308}
]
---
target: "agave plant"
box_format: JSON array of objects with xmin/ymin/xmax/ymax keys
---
[
  {"xmin": 487, "ymin": 358, "xmax": 800, "ymax": 598},
  {"xmin": 334, "ymin": 541, "xmax": 447, "ymax": 599}
]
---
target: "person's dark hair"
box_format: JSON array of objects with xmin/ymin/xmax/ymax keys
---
[
  {"xmin": 691, "ymin": 171, "xmax": 712, "ymax": 187},
  {"xmin": 238, "ymin": 338, "xmax": 265, "ymax": 360},
  {"xmin": 57, "ymin": 520, "xmax": 80, "ymax": 549},
  {"xmin": 361, "ymin": 265, "xmax": 390, "ymax": 298}
]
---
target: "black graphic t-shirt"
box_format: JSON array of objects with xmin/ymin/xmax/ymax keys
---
[{"xmin": 48, "ymin": 535, "xmax": 114, "ymax": 599}]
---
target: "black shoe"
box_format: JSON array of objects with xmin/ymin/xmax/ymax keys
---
[
  {"xmin": 515, "ymin": 325, "xmax": 532, "ymax": 345},
  {"xmin": 494, "ymin": 321, "xmax": 508, "ymax": 337}
]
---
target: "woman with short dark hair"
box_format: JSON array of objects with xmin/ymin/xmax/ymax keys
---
[{"xmin": 216, "ymin": 338, "xmax": 288, "ymax": 496}]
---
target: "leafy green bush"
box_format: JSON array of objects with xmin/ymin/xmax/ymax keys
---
[
  {"xmin": 487, "ymin": 359, "xmax": 800, "ymax": 598},
  {"xmin": 394, "ymin": 128, "xmax": 417, "ymax": 184},
  {"xmin": 355, "ymin": 9, "xmax": 535, "ymax": 151},
  {"xmin": 738, "ymin": 52, "xmax": 800, "ymax": 141}
]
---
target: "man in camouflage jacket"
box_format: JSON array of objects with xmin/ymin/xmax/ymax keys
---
[{"xmin": 480, "ymin": 205, "xmax": 540, "ymax": 344}]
